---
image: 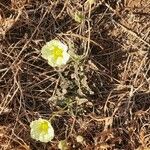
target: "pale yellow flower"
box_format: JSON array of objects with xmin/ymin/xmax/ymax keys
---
[
  {"xmin": 30, "ymin": 118, "xmax": 54, "ymax": 143},
  {"xmin": 58, "ymin": 140, "xmax": 69, "ymax": 150},
  {"xmin": 41, "ymin": 40, "xmax": 70, "ymax": 67},
  {"xmin": 76, "ymin": 135, "xmax": 84, "ymax": 143}
]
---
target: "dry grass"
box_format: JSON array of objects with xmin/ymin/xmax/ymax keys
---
[{"xmin": 0, "ymin": 0, "xmax": 150, "ymax": 149}]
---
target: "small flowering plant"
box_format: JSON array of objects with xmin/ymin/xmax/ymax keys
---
[
  {"xmin": 41, "ymin": 40, "xmax": 70, "ymax": 67},
  {"xmin": 30, "ymin": 118, "xmax": 54, "ymax": 143}
]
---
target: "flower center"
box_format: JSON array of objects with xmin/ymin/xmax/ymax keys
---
[
  {"xmin": 52, "ymin": 46, "xmax": 63, "ymax": 60},
  {"xmin": 38, "ymin": 121, "xmax": 49, "ymax": 133}
]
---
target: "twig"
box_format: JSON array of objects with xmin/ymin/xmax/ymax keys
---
[
  {"xmin": 114, "ymin": 20, "xmax": 150, "ymax": 47},
  {"xmin": 104, "ymin": 2, "xmax": 150, "ymax": 47}
]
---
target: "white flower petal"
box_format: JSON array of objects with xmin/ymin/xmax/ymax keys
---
[
  {"xmin": 62, "ymin": 51, "xmax": 70, "ymax": 64},
  {"xmin": 41, "ymin": 44, "xmax": 53, "ymax": 60},
  {"xmin": 56, "ymin": 57, "xmax": 63, "ymax": 66},
  {"xmin": 47, "ymin": 57, "xmax": 56, "ymax": 67}
]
